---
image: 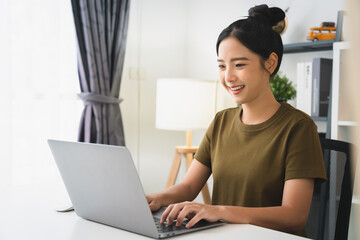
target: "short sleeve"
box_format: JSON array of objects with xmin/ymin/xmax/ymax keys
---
[
  {"xmin": 285, "ymin": 119, "xmax": 327, "ymax": 182},
  {"xmin": 194, "ymin": 115, "xmax": 217, "ymax": 170}
]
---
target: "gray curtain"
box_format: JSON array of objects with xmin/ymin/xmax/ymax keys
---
[{"xmin": 71, "ymin": 0, "xmax": 130, "ymax": 145}]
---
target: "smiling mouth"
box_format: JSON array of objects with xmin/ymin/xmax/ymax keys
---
[
  {"xmin": 229, "ymin": 85, "xmax": 245, "ymax": 91},
  {"xmin": 228, "ymin": 85, "xmax": 245, "ymax": 95}
]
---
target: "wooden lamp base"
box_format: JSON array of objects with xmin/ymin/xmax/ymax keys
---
[{"xmin": 165, "ymin": 145, "xmax": 211, "ymax": 205}]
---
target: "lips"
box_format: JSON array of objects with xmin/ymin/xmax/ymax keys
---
[{"xmin": 229, "ymin": 85, "xmax": 245, "ymax": 95}]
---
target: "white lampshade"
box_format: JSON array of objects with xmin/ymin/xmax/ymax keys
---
[{"xmin": 156, "ymin": 78, "xmax": 217, "ymax": 131}]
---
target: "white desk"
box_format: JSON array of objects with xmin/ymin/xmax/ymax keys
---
[{"xmin": 0, "ymin": 181, "xmax": 309, "ymax": 240}]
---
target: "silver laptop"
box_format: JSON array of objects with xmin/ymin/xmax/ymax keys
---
[{"xmin": 48, "ymin": 139, "xmax": 224, "ymax": 238}]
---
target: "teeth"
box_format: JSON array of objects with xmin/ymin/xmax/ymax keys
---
[{"xmin": 230, "ymin": 85, "xmax": 244, "ymax": 91}]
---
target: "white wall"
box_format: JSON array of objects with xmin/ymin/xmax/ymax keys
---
[
  {"xmin": 0, "ymin": 0, "xmax": 12, "ymax": 188},
  {"xmin": 121, "ymin": 0, "xmax": 190, "ymax": 194},
  {"xmin": 346, "ymin": 1, "xmax": 360, "ymax": 238}
]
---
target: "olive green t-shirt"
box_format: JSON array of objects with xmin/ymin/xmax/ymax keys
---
[{"xmin": 194, "ymin": 102, "xmax": 327, "ymax": 207}]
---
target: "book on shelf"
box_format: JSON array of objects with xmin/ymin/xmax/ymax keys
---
[
  {"xmin": 296, "ymin": 58, "xmax": 332, "ymax": 118},
  {"xmin": 296, "ymin": 62, "xmax": 312, "ymax": 116},
  {"xmin": 311, "ymin": 58, "xmax": 332, "ymax": 117}
]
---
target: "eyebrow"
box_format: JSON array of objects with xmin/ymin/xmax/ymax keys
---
[{"xmin": 217, "ymin": 57, "xmax": 250, "ymax": 62}]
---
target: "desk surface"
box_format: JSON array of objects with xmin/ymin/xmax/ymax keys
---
[{"xmin": 0, "ymin": 181, "xmax": 309, "ymax": 240}]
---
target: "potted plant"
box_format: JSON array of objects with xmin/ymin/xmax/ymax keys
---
[{"xmin": 270, "ymin": 72, "xmax": 296, "ymax": 102}]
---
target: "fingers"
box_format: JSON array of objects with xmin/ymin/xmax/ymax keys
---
[
  {"xmin": 161, "ymin": 202, "xmax": 204, "ymax": 228},
  {"xmin": 162, "ymin": 203, "xmax": 182, "ymax": 225},
  {"xmin": 149, "ymin": 202, "xmax": 158, "ymax": 212},
  {"xmin": 176, "ymin": 204, "xmax": 195, "ymax": 226},
  {"xmin": 160, "ymin": 204, "xmax": 173, "ymax": 223},
  {"xmin": 161, "ymin": 202, "xmax": 187, "ymax": 224},
  {"xmin": 185, "ymin": 212, "xmax": 203, "ymax": 228},
  {"xmin": 169, "ymin": 202, "xmax": 191, "ymax": 225},
  {"xmin": 146, "ymin": 194, "xmax": 161, "ymax": 212}
]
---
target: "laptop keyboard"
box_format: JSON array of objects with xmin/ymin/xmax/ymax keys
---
[{"xmin": 153, "ymin": 217, "xmax": 188, "ymax": 233}]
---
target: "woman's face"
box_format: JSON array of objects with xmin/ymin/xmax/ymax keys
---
[{"xmin": 217, "ymin": 37, "xmax": 273, "ymax": 105}]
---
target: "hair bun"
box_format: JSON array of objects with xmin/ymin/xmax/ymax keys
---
[{"xmin": 248, "ymin": 4, "xmax": 285, "ymax": 27}]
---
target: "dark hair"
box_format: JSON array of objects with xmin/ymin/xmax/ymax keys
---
[{"xmin": 216, "ymin": 4, "xmax": 285, "ymax": 77}]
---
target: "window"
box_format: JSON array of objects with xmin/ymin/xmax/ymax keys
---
[{"xmin": 1, "ymin": 0, "xmax": 82, "ymax": 186}]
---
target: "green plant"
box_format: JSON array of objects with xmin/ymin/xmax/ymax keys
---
[{"xmin": 270, "ymin": 72, "xmax": 296, "ymax": 101}]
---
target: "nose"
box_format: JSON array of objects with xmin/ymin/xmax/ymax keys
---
[{"xmin": 225, "ymin": 67, "xmax": 236, "ymax": 83}]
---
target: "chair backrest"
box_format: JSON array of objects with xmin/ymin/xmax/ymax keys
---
[{"xmin": 305, "ymin": 138, "xmax": 354, "ymax": 240}]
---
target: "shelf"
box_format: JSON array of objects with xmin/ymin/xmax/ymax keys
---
[
  {"xmin": 284, "ymin": 11, "xmax": 345, "ymax": 54},
  {"xmin": 338, "ymin": 121, "xmax": 357, "ymax": 126},
  {"xmin": 283, "ymin": 40, "xmax": 338, "ymax": 54},
  {"xmin": 353, "ymin": 197, "xmax": 360, "ymax": 205},
  {"xmin": 312, "ymin": 116, "xmax": 328, "ymax": 122}
]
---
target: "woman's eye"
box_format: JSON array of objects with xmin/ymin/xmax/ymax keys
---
[
  {"xmin": 236, "ymin": 64, "xmax": 245, "ymax": 68},
  {"xmin": 218, "ymin": 65, "xmax": 225, "ymax": 69}
]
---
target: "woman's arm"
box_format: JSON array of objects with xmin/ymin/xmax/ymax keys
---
[
  {"xmin": 146, "ymin": 159, "xmax": 211, "ymax": 212},
  {"xmin": 163, "ymin": 177, "xmax": 314, "ymax": 234},
  {"xmin": 218, "ymin": 178, "xmax": 314, "ymax": 233}
]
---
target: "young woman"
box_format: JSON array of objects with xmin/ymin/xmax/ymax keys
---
[{"xmin": 147, "ymin": 4, "xmax": 326, "ymax": 236}]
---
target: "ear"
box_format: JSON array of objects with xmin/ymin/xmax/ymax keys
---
[{"xmin": 265, "ymin": 52, "xmax": 278, "ymax": 75}]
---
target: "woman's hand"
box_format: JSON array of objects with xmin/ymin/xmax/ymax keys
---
[
  {"xmin": 161, "ymin": 201, "xmax": 221, "ymax": 228},
  {"xmin": 146, "ymin": 194, "xmax": 162, "ymax": 212},
  {"xmin": 146, "ymin": 160, "xmax": 212, "ymax": 214}
]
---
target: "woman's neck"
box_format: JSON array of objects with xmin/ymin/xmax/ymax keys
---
[{"xmin": 241, "ymin": 92, "xmax": 281, "ymax": 125}]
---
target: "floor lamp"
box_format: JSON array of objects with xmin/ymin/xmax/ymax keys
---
[{"xmin": 156, "ymin": 78, "xmax": 217, "ymax": 204}]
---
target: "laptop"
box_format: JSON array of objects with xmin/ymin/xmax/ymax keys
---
[{"xmin": 48, "ymin": 139, "xmax": 224, "ymax": 238}]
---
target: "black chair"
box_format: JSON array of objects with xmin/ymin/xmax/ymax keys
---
[{"xmin": 306, "ymin": 138, "xmax": 355, "ymax": 240}]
